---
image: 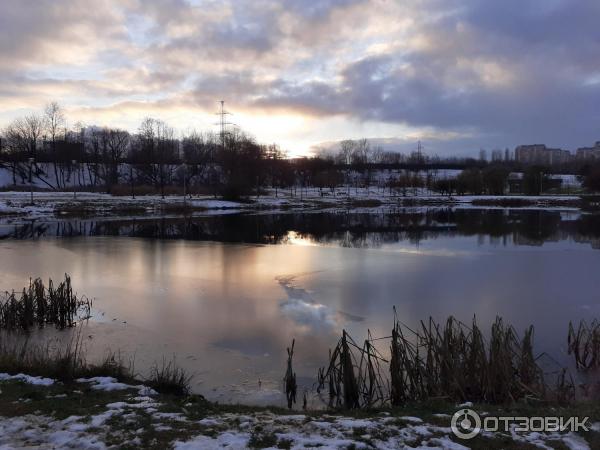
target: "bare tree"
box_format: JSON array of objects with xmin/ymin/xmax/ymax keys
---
[
  {"xmin": 3, "ymin": 122, "xmax": 28, "ymax": 184},
  {"xmin": 44, "ymin": 102, "xmax": 66, "ymax": 187},
  {"xmin": 338, "ymin": 140, "xmax": 355, "ymax": 195},
  {"xmin": 181, "ymin": 130, "xmax": 215, "ymax": 187},
  {"xmin": 371, "ymin": 145, "xmax": 384, "ymax": 164},
  {"xmin": 156, "ymin": 120, "xmax": 178, "ymax": 198},
  {"xmin": 103, "ymin": 128, "xmax": 130, "ymax": 187},
  {"xmin": 44, "ymin": 102, "xmax": 65, "ymax": 142},
  {"xmin": 339, "ymin": 140, "xmax": 355, "ymax": 165},
  {"xmin": 14, "ymin": 115, "xmax": 44, "ymax": 159},
  {"xmin": 351, "ymin": 138, "xmax": 370, "ymax": 165},
  {"xmin": 3, "ymin": 115, "xmax": 44, "ymax": 183},
  {"xmin": 132, "ymin": 118, "xmax": 178, "ymax": 197}
]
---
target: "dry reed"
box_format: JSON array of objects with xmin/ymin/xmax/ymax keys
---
[
  {"xmin": 0, "ymin": 275, "xmax": 90, "ymax": 331},
  {"xmin": 316, "ymin": 311, "xmax": 553, "ymax": 409}
]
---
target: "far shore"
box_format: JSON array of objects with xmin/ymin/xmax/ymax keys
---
[{"xmin": 0, "ymin": 188, "xmax": 592, "ymax": 223}]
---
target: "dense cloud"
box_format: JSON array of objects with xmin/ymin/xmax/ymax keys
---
[{"xmin": 1, "ymin": 0, "xmax": 599, "ymax": 155}]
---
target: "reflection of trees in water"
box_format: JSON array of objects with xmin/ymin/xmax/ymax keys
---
[
  {"xmin": 4, "ymin": 209, "xmax": 600, "ymax": 249},
  {"xmin": 574, "ymin": 215, "xmax": 600, "ymax": 249}
]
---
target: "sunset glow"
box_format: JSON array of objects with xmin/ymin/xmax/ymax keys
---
[{"xmin": 2, "ymin": 1, "xmax": 599, "ymax": 156}]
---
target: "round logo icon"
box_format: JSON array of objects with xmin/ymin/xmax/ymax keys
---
[{"xmin": 451, "ymin": 408, "xmax": 481, "ymax": 439}]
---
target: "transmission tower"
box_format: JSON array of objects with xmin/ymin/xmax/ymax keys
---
[
  {"xmin": 215, "ymin": 100, "xmax": 234, "ymax": 149},
  {"xmin": 416, "ymin": 140, "xmax": 425, "ymax": 163}
]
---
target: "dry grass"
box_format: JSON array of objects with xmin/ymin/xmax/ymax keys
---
[
  {"xmin": 284, "ymin": 339, "xmax": 297, "ymax": 409},
  {"xmin": 317, "ymin": 330, "xmax": 374, "ymax": 409},
  {"xmin": 317, "ymin": 312, "xmax": 553, "ymax": 409},
  {"xmin": 0, "ymin": 275, "xmax": 91, "ymax": 331},
  {"xmin": 390, "ymin": 315, "xmax": 546, "ymax": 405},
  {"xmin": 146, "ymin": 358, "xmax": 192, "ymax": 396},
  {"xmin": 0, "ymin": 330, "xmax": 134, "ymax": 383},
  {"xmin": 0, "ymin": 332, "xmax": 193, "ymax": 396},
  {"xmin": 568, "ymin": 319, "xmax": 600, "ymax": 370}
]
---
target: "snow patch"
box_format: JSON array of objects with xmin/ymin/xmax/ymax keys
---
[
  {"xmin": 173, "ymin": 431, "xmax": 250, "ymax": 450},
  {"xmin": 76, "ymin": 376, "xmax": 158, "ymax": 396},
  {"xmin": 0, "ymin": 372, "xmax": 55, "ymax": 386},
  {"xmin": 0, "ymin": 415, "xmax": 106, "ymax": 449}
]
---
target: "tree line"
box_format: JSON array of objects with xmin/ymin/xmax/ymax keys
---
[
  {"xmin": 0, "ymin": 103, "xmax": 292, "ymax": 198},
  {"xmin": 1, "ymin": 102, "xmax": 600, "ymax": 197}
]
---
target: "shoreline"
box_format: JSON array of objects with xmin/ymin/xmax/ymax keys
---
[
  {"xmin": 0, "ymin": 189, "xmax": 589, "ymax": 224},
  {"xmin": 1, "ymin": 373, "xmax": 598, "ymax": 449}
]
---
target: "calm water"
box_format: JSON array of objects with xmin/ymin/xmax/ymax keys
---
[{"xmin": 1, "ymin": 209, "xmax": 599, "ymax": 405}]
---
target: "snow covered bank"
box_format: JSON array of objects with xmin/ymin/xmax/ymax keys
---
[
  {"xmin": 0, "ymin": 189, "xmax": 586, "ymax": 224},
  {"xmin": 0, "ymin": 373, "xmax": 597, "ymax": 449}
]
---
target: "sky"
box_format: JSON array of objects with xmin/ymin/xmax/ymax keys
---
[{"xmin": 1, "ymin": 0, "xmax": 599, "ymax": 157}]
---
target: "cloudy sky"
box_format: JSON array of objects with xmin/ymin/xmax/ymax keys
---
[{"xmin": 1, "ymin": 0, "xmax": 599, "ymax": 156}]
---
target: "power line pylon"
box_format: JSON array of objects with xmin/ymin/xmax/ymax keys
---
[{"xmin": 215, "ymin": 100, "xmax": 234, "ymax": 150}]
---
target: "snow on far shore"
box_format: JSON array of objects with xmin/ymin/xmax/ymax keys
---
[{"xmin": 0, "ymin": 187, "xmax": 585, "ymax": 226}]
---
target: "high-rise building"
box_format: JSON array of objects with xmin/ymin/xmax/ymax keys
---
[
  {"xmin": 514, "ymin": 144, "xmax": 572, "ymax": 165},
  {"xmin": 576, "ymin": 141, "xmax": 600, "ymax": 161}
]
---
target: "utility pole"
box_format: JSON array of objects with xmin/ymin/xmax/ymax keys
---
[
  {"xmin": 28, "ymin": 157, "xmax": 35, "ymax": 205},
  {"xmin": 130, "ymin": 164, "xmax": 135, "ymax": 199},
  {"xmin": 72, "ymin": 160, "xmax": 78, "ymax": 199},
  {"xmin": 182, "ymin": 162, "xmax": 187, "ymax": 206}
]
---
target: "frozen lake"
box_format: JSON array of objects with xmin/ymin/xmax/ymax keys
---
[{"xmin": 1, "ymin": 209, "xmax": 599, "ymax": 406}]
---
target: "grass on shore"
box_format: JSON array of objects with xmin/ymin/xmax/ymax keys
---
[
  {"xmin": 0, "ymin": 331, "xmax": 192, "ymax": 396},
  {"xmin": 1, "ymin": 323, "xmax": 600, "ymax": 448},
  {"xmin": 0, "ymin": 331, "xmax": 134, "ymax": 384},
  {"xmin": 1, "ymin": 378, "xmax": 599, "ymax": 450},
  {"xmin": 318, "ymin": 315, "xmax": 575, "ymax": 411}
]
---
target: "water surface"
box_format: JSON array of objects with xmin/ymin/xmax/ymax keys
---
[{"xmin": 1, "ymin": 209, "xmax": 599, "ymax": 405}]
